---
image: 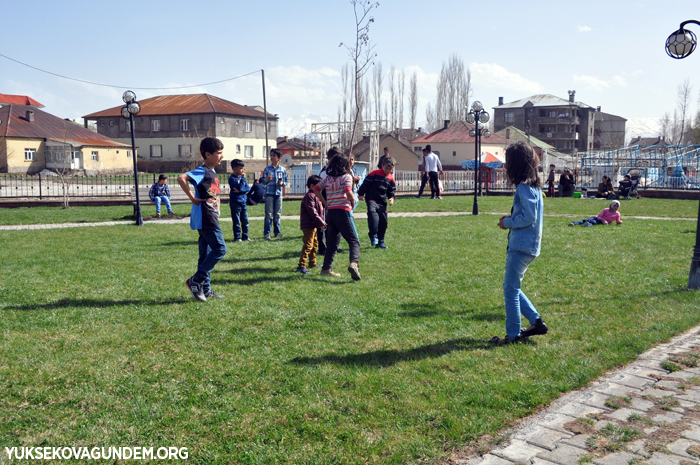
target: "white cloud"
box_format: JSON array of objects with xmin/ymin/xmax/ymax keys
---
[
  {"xmin": 469, "ymin": 63, "xmax": 544, "ymax": 93},
  {"xmin": 573, "ymin": 74, "xmax": 628, "ymax": 91},
  {"xmin": 577, "ymin": 25, "xmax": 592, "ymax": 32}
]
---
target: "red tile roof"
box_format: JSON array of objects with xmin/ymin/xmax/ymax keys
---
[
  {"xmin": 412, "ymin": 121, "xmax": 510, "ymax": 145},
  {"xmin": 0, "ymin": 105, "xmax": 129, "ymax": 148},
  {"xmin": 83, "ymin": 93, "xmax": 277, "ymax": 119},
  {"xmin": 0, "ymin": 93, "xmax": 44, "ymax": 108}
]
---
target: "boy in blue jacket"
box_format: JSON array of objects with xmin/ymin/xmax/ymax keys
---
[
  {"xmin": 149, "ymin": 174, "xmax": 172, "ymax": 218},
  {"xmin": 228, "ymin": 159, "xmax": 251, "ymax": 242}
]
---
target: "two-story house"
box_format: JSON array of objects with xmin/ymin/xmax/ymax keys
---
[
  {"xmin": 493, "ymin": 91, "xmax": 599, "ymax": 156},
  {"xmin": 83, "ymin": 94, "xmax": 278, "ymax": 172}
]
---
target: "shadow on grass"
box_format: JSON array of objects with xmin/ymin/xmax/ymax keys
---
[
  {"xmin": 225, "ymin": 251, "xmax": 300, "ymax": 263},
  {"xmin": 289, "ymin": 337, "xmax": 492, "ymax": 368},
  {"xmin": 4, "ymin": 298, "xmax": 188, "ymax": 311},
  {"xmin": 397, "ymin": 302, "xmax": 503, "ymax": 322}
]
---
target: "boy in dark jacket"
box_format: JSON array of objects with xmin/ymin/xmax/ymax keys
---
[
  {"xmin": 298, "ymin": 175, "xmax": 326, "ymax": 274},
  {"xmin": 149, "ymin": 174, "xmax": 172, "ymax": 218},
  {"xmin": 228, "ymin": 159, "xmax": 251, "ymax": 242},
  {"xmin": 358, "ymin": 156, "xmax": 396, "ymax": 249}
]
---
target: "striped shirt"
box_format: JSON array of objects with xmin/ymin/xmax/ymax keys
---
[{"xmin": 314, "ymin": 173, "xmax": 353, "ymax": 211}]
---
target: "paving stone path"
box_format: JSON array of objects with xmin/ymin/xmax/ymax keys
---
[{"xmin": 450, "ymin": 325, "xmax": 700, "ymax": 465}]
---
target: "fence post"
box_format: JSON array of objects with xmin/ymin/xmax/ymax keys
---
[{"xmin": 38, "ymin": 174, "xmax": 42, "ymax": 200}]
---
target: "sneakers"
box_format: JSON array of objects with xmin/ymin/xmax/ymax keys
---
[
  {"xmin": 186, "ymin": 278, "xmax": 207, "ymax": 302},
  {"xmin": 520, "ymin": 318, "xmax": 548, "ymax": 338},
  {"xmin": 371, "ymin": 237, "xmax": 379, "ymax": 246},
  {"xmin": 168, "ymin": 211, "xmax": 174, "ymax": 218},
  {"xmin": 348, "ymin": 262, "xmax": 361, "ymax": 281},
  {"xmin": 296, "ymin": 267, "xmax": 310, "ymax": 274},
  {"xmin": 320, "ymin": 268, "xmax": 341, "ymax": 278},
  {"xmin": 264, "ymin": 234, "xmax": 272, "ymax": 241},
  {"xmin": 275, "ymin": 233, "xmax": 284, "ymax": 238},
  {"xmin": 414, "ymin": 195, "xmax": 421, "ymax": 198},
  {"xmin": 581, "ymin": 221, "xmax": 591, "ymax": 227},
  {"xmin": 205, "ymin": 290, "xmax": 225, "ymax": 299},
  {"xmin": 488, "ymin": 335, "xmax": 522, "ymax": 346},
  {"xmin": 156, "ymin": 212, "xmax": 161, "ymax": 218},
  {"xmin": 234, "ymin": 238, "xmax": 242, "ymax": 243},
  {"xmin": 375, "ymin": 242, "xmax": 387, "ymax": 249},
  {"xmin": 568, "ymin": 222, "xmax": 575, "ymax": 226},
  {"xmin": 437, "ymin": 196, "xmax": 442, "ymax": 200},
  {"xmin": 244, "ymin": 238, "xmax": 253, "ymax": 242}
]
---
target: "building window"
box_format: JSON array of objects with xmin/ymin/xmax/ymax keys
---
[
  {"xmin": 245, "ymin": 121, "xmax": 252, "ymax": 132},
  {"xmin": 548, "ymin": 111, "xmax": 557, "ymax": 118},
  {"xmin": 91, "ymin": 151, "xmax": 99, "ymax": 161},
  {"xmin": 453, "ymin": 151, "xmax": 457, "ymax": 156},
  {"xmin": 150, "ymin": 145, "xmax": 163, "ymax": 158},
  {"xmin": 178, "ymin": 145, "xmax": 193, "ymax": 158},
  {"xmin": 24, "ymin": 148, "xmax": 35, "ymax": 161},
  {"xmin": 127, "ymin": 150, "xmax": 132, "ymax": 158},
  {"xmin": 125, "ymin": 121, "xmax": 131, "ymax": 132},
  {"xmin": 180, "ymin": 119, "xmax": 189, "ymax": 131},
  {"xmin": 109, "ymin": 120, "xmax": 114, "ymax": 127},
  {"xmin": 504, "ymin": 112, "xmax": 515, "ymax": 123},
  {"xmin": 151, "ymin": 120, "xmax": 160, "ymax": 132},
  {"xmin": 267, "ymin": 122, "xmax": 272, "ymax": 132},
  {"xmin": 244, "ymin": 145, "xmax": 253, "ymax": 158},
  {"xmin": 236, "ymin": 144, "xmax": 241, "ymax": 154}
]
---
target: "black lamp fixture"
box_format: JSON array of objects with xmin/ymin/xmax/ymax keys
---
[
  {"xmin": 664, "ymin": 20, "xmax": 700, "ymax": 289},
  {"xmin": 466, "ymin": 101, "xmax": 491, "ymax": 215},
  {"xmin": 121, "ymin": 90, "xmax": 143, "ymax": 226}
]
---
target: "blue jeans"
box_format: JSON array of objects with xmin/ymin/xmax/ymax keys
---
[
  {"xmin": 572, "ymin": 216, "xmax": 600, "ymax": 226},
  {"xmin": 154, "ymin": 196, "xmax": 172, "ymax": 214},
  {"xmin": 503, "ymin": 251, "xmax": 541, "ymax": 339},
  {"xmin": 264, "ymin": 195, "xmax": 282, "ymax": 236},
  {"xmin": 230, "ymin": 202, "xmax": 249, "ymax": 240},
  {"xmin": 192, "ymin": 227, "xmax": 227, "ymax": 292}
]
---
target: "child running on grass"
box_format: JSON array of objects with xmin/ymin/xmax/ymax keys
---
[
  {"xmin": 358, "ymin": 155, "xmax": 396, "ymax": 248},
  {"xmin": 297, "ymin": 175, "xmax": 326, "ymax": 274},
  {"xmin": 568, "ymin": 200, "xmax": 623, "ymax": 227},
  {"xmin": 491, "ymin": 141, "xmax": 548, "ymax": 346},
  {"xmin": 313, "ymin": 153, "xmax": 361, "ymax": 280},
  {"xmin": 177, "ymin": 137, "xmax": 227, "ymax": 302}
]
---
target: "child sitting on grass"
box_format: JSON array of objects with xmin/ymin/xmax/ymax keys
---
[
  {"xmin": 568, "ymin": 200, "xmax": 623, "ymax": 227},
  {"xmin": 358, "ymin": 155, "xmax": 396, "ymax": 248},
  {"xmin": 297, "ymin": 175, "xmax": 326, "ymax": 274}
]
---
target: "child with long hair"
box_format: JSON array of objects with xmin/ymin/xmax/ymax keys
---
[
  {"xmin": 568, "ymin": 199, "xmax": 623, "ymax": 226},
  {"xmin": 491, "ymin": 141, "xmax": 548, "ymax": 345},
  {"xmin": 313, "ymin": 153, "xmax": 361, "ymax": 280}
]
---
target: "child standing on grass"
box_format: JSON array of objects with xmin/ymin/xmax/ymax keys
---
[
  {"xmin": 228, "ymin": 159, "xmax": 251, "ymax": 242},
  {"xmin": 358, "ymin": 155, "xmax": 396, "ymax": 248},
  {"xmin": 491, "ymin": 141, "xmax": 548, "ymax": 346},
  {"xmin": 149, "ymin": 174, "xmax": 173, "ymax": 218},
  {"xmin": 177, "ymin": 137, "xmax": 227, "ymax": 302},
  {"xmin": 568, "ymin": 200, "xmax": 623, "ymax": 227},
  {"xmin": 297, "ymin": 175, "xmax": 326, "ymax": 274},
  {"xmin": 313, "ymin": 154, "xmax": 361, "ymax": 281},
  {"xmin": 262, "ymin": 148, "xmax": 287, "ymax": 240}
]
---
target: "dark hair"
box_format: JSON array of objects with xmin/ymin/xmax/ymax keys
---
[
  {"xmin": 383, "ymin": 147, "xmax": 389, "ymax": 152},
  {"xmin": 327, "ymin": 147, "xmax": 342, "ymax": 159},
  {"xmin": 549, "ymin": 164, "xmax": 555, "ymax": 168},
  {"xmin": 377, "ymin": 154, "xmax": 387, "ymax": 169},
  {"xmin": 270, "ymin": 148, "xmax": 282, "ymax": 158},
  {"xmin": 425, "ymin": 144, "xmax": 432, "ymax": 152},
  {"xmin": 326, "ymin": 153, "xmax": 350, "ymax": 177},
  {"xmin": 200, "ymin": 137, "xmax": 224, "ymax": 157},
  {"xmin": 158, "ymin": 174, "xmax": 167, "ymax": 181},
  {"xmin": 257, "ymin": 177, "xmax": 264, "ymax": 184},
  {"xmin": 624, "ymin": 174, "xmax": 631, "ymax": 180},
  {"xmin": 381, "ymin": 155, "xmax": 396, "ymax": 168},
  {"xmin": 505, "ymin": 141, "xmax": 541, "ymax": 188},
  {"xmin": 306, "ymin": 174, "xmax": 322, "ymax": 189},
  {"xmin": 231, "ymin": 158, "xmax": 245, "ymax": 169}
]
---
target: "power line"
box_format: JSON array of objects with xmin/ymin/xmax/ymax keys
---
[{"xmin": 0, "ymin": 52, "xmax": 260, "ymax": 90}]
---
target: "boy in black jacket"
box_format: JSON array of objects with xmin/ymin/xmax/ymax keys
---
[{"xmin": 358, "ymin": 156, "xmax": 396, "ymax": 249}]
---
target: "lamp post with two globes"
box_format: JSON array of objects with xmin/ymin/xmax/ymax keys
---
[
  {"xmin": 664, "ymin": 20, "xmax": 700, "ymax": 288},
  {"xmin": 121, "ymin": 91, "xmax": 143, "ymax": 226},
  {"xmin": 466, "ymin": 101, "xmax": 491, "ymax": 215}
]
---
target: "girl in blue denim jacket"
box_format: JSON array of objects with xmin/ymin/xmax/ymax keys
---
[{"xmin": 491, "ymin": 142, "xmax": 549, "ymax": 346}]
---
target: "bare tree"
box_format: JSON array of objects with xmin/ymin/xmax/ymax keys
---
[
  {"xmin": 660, "ymin": 112, "xmax": 672, "ymax": 141},
  {"xmin": 408, "ymin": 71, "xmax": 418, "ymax": 131},
  {"xmin": 45, "ymin": 124, "xmax": 80, "ymax": 208},
  {"xmin": 373, "ymin": 62, "xmax": 383, "ymax": 129},
  {"xmin": 677, "ymin": 78, "xmax": 693, "ymax": 144},
  {"xmin": 388, "ymin": 65, "xmax": 396, "ymax": 132},
  {"xmin": 398, "ymin": 70, "xmax": 405, "ymax": 133},
  {"xmin": 426, "ymin": 101, "xmax": 436, "ymax": 132},
  {"xmin": 433, "ymin": 54, "xmax": 472, "ymax": 126},
  {"xmin": 340, "ymin": 0, "xmax": 379, "ymax": 153}
]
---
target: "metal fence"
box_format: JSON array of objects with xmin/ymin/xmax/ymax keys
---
[{"xmin": 0, "ymin": 170, "xmax": 513, "ymax": 200}]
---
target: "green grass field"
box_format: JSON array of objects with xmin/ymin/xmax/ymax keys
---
[{"xmin": 1, "ymin": 196, "xmax": 700, "ymax": 464}]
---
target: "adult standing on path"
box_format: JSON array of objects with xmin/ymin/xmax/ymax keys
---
[{"xmin": 423, "ymin": 145, "xmax": 443, "ymax": 199}]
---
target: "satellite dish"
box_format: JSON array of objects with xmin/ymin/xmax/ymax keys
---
[{"xmin": 281, "ymin": 153, "xmax": 293, "ymax": 166}]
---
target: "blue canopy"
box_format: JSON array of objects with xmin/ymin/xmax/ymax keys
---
[{"xmin": 461, "ymin": 158, "xmax": 503, "ymax": 170}]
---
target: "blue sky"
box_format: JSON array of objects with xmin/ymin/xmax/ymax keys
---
[{"xmin": 2, "ymin": 0, "xmax": 699, "ymax": 139}]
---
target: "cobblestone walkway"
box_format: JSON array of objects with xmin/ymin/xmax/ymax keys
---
[{"xmin": 454, "ymin": 326, "xmax": 700, "ymax": 465}]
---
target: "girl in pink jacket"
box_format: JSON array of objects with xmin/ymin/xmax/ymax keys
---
[{"xmin": 568, "ymin": 200, "xmax": 623, "ymax": 226}]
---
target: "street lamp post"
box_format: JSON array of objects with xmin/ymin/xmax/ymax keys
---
[
  {"xmin": 665, "ymin": 20, "xmax": 700, "ymax": 289},
  {"xmin": 466, "ymin": 101, "xmax": 491, "ymax": 215},
  {"xmin": 121, "ymin": 90, "xmax": 143, "ymax": 226}
]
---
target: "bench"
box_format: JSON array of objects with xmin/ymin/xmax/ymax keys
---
[{"xmin": 130, "ymin": 185, "xmax": 232, "ymax": 214}]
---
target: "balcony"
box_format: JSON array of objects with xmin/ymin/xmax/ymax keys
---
[
  {"xmin": 540, "ymin": 131, "xmax": 578, "ymax": 140},
  {"xmin": 537, "ymin": 116, "xmax": 580, "ymax": 124}
]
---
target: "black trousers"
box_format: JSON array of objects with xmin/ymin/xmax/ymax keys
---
[
  {"xmin": 323, "ymin": 209, "xmax": 360, "ymax": 270},
  {"xmin": 417, "ymin": 172, "xmax": 429, "ymax": 197},
  {"xmin": 366, "ymin": 201, "xmax": 388, "ymax": 242},
  {"xmin": 428, "ymin": 171, "xmax": 440, "ymax": 198}
]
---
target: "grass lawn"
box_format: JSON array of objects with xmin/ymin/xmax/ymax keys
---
[
  {"xmin": 1, "ymin": 204, "xmax": 700, "ymax": 464},
  {"xmin": 0, "ymin": 195, "xmax": 698, "ymax": 226}
]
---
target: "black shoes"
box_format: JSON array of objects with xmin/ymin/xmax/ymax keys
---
[
  {"xmin": 520, "ymin": 318, "xmax": 548, "ymax": 338},
  {"xmin": 489, "ymin": 335, "xmax": 522, "ymax": 346},
  {"xmin": 186, "ymin": 278, "xmax": 207, "ymax": 302}
]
